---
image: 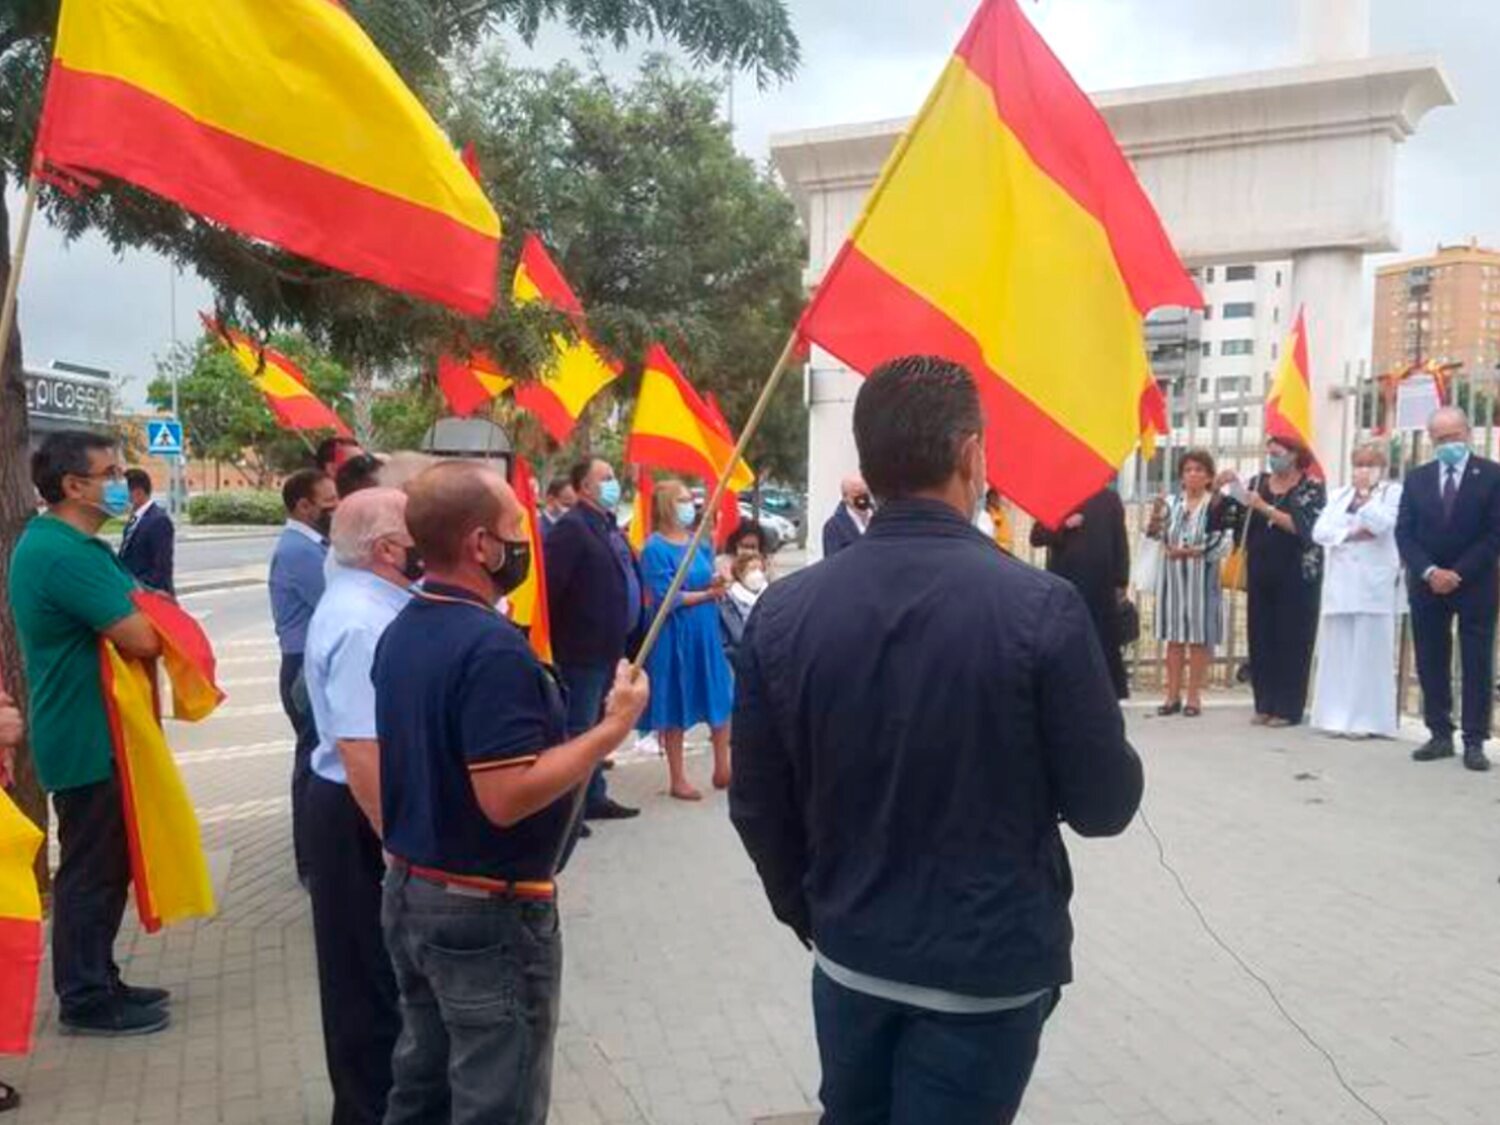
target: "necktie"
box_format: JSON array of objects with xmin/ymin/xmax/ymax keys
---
[
  {"xmin": 122, "ymin": 515, "xmax": 138, "ymax": 547},
  {"xmin": 1443, "ymin": 466, "xmax": 1458, "ymax": 520}
]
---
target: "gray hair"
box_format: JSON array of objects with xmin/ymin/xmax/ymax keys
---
[
  {"xmin": 330, "ymin": 488, "xmax": 409, "ymax": 568},
  {"xmin": 1351, "ymin": 440, "xmax": 1389, "ymax": 468},
  {"xmin": 1428, "ymin": 405, "xmax": 1471, "ymax": 433}
]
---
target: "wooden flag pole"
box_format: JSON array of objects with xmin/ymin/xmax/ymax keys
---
[
  {"xmin": 0, "ymin": 175, "xmax": 42, "ymax": 372},
  {"xmin": 631, "ymin": 329, "xmax": 803, "ymax": 673}
]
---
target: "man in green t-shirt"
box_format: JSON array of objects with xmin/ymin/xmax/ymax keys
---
[{"xmin": 8, "ymin": 431, "xmax": 171, "ymax": 1037}]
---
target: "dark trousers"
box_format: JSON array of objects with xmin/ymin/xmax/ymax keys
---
[
  {"xmin": 279, "ymin": 652, "xmax": 317, "ymax": 879},
  {"xmin": 381, "ymin": 866, "xmax": 562, "ymax": 1125},
  {"xmin": 1247, "ymin": 578, "xmax": 1321, "ymax": 722},
  {"xmin": 559, "ymin": 662, "xmax": 612, "ymax": 811},
  {"xmin": 52, "ymin": 774, "xmax": 132, "ymax": 1017},
  {"xmin": 812, "ymin": 969, "xmax": 1057, "ymax": 1125},
  {"xmin": 1083, "ymin": 598, "xmax": 1129, "ymax": 700},
  {"xmin": 1411, "ymin": 583, "xmax": 1498, "ymax": 745},
  {"xmin": 306, "ymin": 777, "xmax": 399, "ymax": 1125}
]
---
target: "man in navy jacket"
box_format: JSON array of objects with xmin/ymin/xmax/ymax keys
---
[
  {"xmin": 820, "ymin": 475, "xmax": 872, "ymax": 559},
  {"xmin": 1396, "ymin": 406, "xmax": 1500, "ymax": 772},
  {"xmin": 119, "ymin": 469, "xmax": 175, "ymax": 595},
  {"xmin": 731, "ymin": 356, "xmax": 1142, "ymax": 1125}
]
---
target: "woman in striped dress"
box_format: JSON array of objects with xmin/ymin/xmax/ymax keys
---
[{"xmin": 1149, "ymin": 449, "xmax": 1234, "ymax": 717}]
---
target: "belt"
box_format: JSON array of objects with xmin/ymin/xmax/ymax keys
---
[{"xmin": 397, "ymin": 860, "xmax": 556, "ymax": 902}]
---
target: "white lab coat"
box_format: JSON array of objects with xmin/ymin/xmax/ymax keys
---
[{"xmin": 1312, "ymin": 483, "xmax": 1404, "ymax": 617}]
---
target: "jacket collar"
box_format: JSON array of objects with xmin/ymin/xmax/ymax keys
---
[{"xmin": 865, "ymin": 497, "xmax": 984, "ymax": 540}]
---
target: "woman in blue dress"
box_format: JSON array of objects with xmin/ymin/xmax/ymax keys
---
[{"xmin": 638, "ymin": 478, "xmax": 733, "ymax": 800}]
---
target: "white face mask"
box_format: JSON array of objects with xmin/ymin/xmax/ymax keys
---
[
  {"xmin": 742, "ymin": 569, "xmax": 767, "ymax": 594},
  {"xmin": 1352, "ymin": 466, "xmax": 1380, "ymax": 491}
]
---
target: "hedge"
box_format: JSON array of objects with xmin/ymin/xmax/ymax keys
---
[{"xmin": 187, "ymin": 490, "xmax": 285, "ymax": 526}]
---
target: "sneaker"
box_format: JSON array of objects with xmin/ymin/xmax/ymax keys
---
[
  {"xmin": 584, "ymin": 798, "xmax": 641, "ymax": 821},
  {"xmin": 60, "ymin": 1000, "xmax": 170, "ymax": 1038},
  {"xmin": 115, "ymin": 982, "xmax": 171, "ymax": 1009},
  {"xmin": 1412, "ymin": 738, "xmax": 1456, "ymax": 762},
  {"xmin": 1463, "ymin": 744, "xmax": 1491, "ymax": 772}
]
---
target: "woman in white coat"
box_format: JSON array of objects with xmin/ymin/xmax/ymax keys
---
[{"xmin": 1310, "ymin": 442, "xmax": 1404, "ymax": 737}]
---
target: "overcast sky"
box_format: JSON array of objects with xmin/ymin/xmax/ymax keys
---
[{"xmin": 10, "ymin": 0, "xmax": 1495, "ymax": 406}]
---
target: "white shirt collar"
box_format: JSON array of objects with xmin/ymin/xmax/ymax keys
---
[
  {"xmin": 132, "ymin": 497, "xmax": 156, "ymax": 519},
  {"xmin": 285, "ymin": 518, "xmax": 326, "ymax": 545},
  {"xmin": 845, "ymin": 504, "xmax": 870, "ymax": 533},
  {"xmin": 1441, "ymin": 450, "xmax": 1471, "ymax": 479}
]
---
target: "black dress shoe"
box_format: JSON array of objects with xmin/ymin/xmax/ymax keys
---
[
  {"xmin": 115, "ymin": 982, "xmax": 170, "ymax": 1009},
  {"xmin": 1463, "ymin": 745, "xmax": 1492, "ymax": 772},
  {"xmin": 584, "ymin": 798, "xmax": 640, "ymax": 821},
  {"xmin": 1412, "ymin": 738, "xmax": 1456, "ymax": 762},
  {"xmin": 60, "ymin": 1000, "xmax": 170, "ymax": 1038}
]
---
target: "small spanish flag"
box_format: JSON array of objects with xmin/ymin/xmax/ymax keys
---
[
  {"xmin": 36, "ymin": 0, "xmax": 500, "ymax": 315},
  {"xmin": 1265, "ymin": 307, "xmax": 1323, "ymax": 478},
  {"xmin": 798, "ymin": 0, "xmax": 1198, "ymax": 528},
  {"xmin": 628, "ymin": 468, "xmax": 654, "ymax": 556},
  {"xmin": 625, "ymin": 346, "xmax": 755, "ymax": 492},
  {"xmin": 511, "ymin": 235, "xmax": 622, "ymax": 444},
  {"xmin": 205, "ymin": 316, "xmax": 351, "ymax": 438},
  {"xmin": 437, "ymin": 353, "xmax": 513, "ymax": 419},
  {"xmin": 506, "ymin": 457, "xmax": 553, "ymax": 664},
  {"xmin": 0, "ymin": 788, "xmax": 42, "ymax": 1055},
  {"xmin": 102, "ymin": 592, "xmax": 222, "ymax": 934},
  {"xmin": 703, "ymin": 392, "xmax": 744, "ymax": 546}
]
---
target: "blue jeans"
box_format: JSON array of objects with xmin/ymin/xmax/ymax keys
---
[
  {"xmin": 812, "ymin": 968, "xmax": 1058, "ymax": 1125},
  {"xmin": 559, "ymin": 662, "xmax": 611, "ymax": 811},
  {"xmin": 381, "ymin": 865, "xmax": 562, "ymax": 1125}
]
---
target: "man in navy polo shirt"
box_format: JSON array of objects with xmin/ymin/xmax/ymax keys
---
[{"xmin": 373, "ymin": 461, "xmax": 649, "ymax": 1125}]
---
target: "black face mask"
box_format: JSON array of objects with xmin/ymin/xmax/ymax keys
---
[
  {"xmin": 851, "ymin": 495, "xmax": 873, "ymax": 513},
  {"xmin": 400, "ymin": 546, "xmax": 425, "ymax": 583},
  {"xmin": 488, "ymin": 538, "xmax": 531, "ymax": 597}
]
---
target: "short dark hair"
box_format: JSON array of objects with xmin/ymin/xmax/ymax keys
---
[
  {"xmin": 31, "ymin": 430, "xmax": 117, "ymax": 505},
  {"xmin": 405, "ymin": 461, "xmax": 504, "ymax": 568},
  {"xmin": 725, "ymin": 521, "xmax": 767, "ymax": 555},
  {"xmin": 545, "ymin": 476, "xmax": 572, "ymax": 501},
  {"xmin": 568, "ymin": 459, "xmax": 595, "ymax": 494},
  {"xmin": 314, "ymin": 436, "xmax": 359, "ymax": 470},
  {"xmin": 125, "ymin": 468, "xmax": 152, "ymax": 496},
  {"xmin": 1178, "ymin": 448, "xmax": 1217, "ymax": 480},
  {"xmin": 334, "ymin": 453, "xmax": 383, "ymax": 499},
  {"xmin": 282, "ymin": 469, "xmax": 329, "ymax": 513},
  {"xmin": 853, "ymin": 356, "xmax": 983, "ymax": 501}
]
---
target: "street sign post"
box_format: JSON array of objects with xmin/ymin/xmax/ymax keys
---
[{"xmin": 147, "ymin": 418, "xmax": 184, "ymax": 458}]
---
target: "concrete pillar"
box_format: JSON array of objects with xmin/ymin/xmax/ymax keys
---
[
  {"xmin": 1298, "ymin": 0, "xmax": 1370, "ymax": 63},
  {"xmin": 1291, "ymin": 248, "xmax": 1365, "ymax": 486},
  {"xmin": 805, "ymin": 360, "xmax": 862, "ymax": 561}
]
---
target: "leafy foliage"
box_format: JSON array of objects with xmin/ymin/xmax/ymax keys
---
[{"xmin": 186, "ymin": 490, "xmax": 286, "ymax": 526}]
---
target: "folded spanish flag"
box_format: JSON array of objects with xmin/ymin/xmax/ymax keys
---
[
  {"xmin": 100, "ymin": 592, "xmax": 223, "ymax": 934},
  {"xmin": 0, "ymin": 788, "xmax": 43, "ymax": 1055}
]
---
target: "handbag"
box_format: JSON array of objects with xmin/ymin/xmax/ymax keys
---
[
  {"xmin": 1116, "ymin": 598, "xmax": 1141, "ymax": 646},
  {"xmin": 1130, "ymin": 534, "xmax": 1162, "ymax": 594},
  {"xmin": 1220, "ymin": 496, "xmax": 1254, "ymax": 593}
]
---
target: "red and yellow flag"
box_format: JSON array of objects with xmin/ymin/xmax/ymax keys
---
[
  {"xmin": 628, "ymin": 468, "xmax": 655, "ymax": 556},
  {"xmin": 101, "ymin": 592, "xmax": 222, "ymax": 934},
  {"xmin": 1265, "ymin": 307, "xmax": 1323, "ymax": 477},
  {"xmin": 36, "ymin": 0, "xmax": 501, "ymax": 315},
  {"xmin": 511, "ymin": 235, "xmax": 622, "ymax": 443},
  {"xmin": 703, "ymin": 392, "xmax": 744, "ymax": 545},
  {"xmin": 0, "ymin": 788, "xmax": 42, "ymax": 1055},
  {"xmin": 205, "ymin": 316, "xmax": 351, "ymax": 437},
  {"xmin": 798, "ymin": 0, "xmax": 1198, "ymax": 528},
  {"xmin": 437, "ymin": 353, "xmax": 513, "ymax": 418},
  {"xmin": 506, "ymin": 457, "xmax": 553, "ymax": 665},
  {"xmin": 626, "ymin": 346, "xmax": 755, "ymax": 492}
]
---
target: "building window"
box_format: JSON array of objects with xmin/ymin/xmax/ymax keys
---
[
  {"xmin": 1203, "ymin": 305, "xmax": 1213, "ymax": 321},
  {"xmin": 1275, "ymin": 270, "xmax": 1283, "ymax": 287},
  {"xmin": 1225, "ymin": 265, "xmax": 1256, "ymax": 282},
  {"xmin": 1273, "ymin": 306, "xmax": 1281, "ymax": 324},
  {"xmin": 1271, "ymin": 343, "xmax": 1280, "ymax": 360},
  {"xmin": 1218, "ymin": 411, "xmax": 1245, "ymax": 427},
  {"xmin": 1221, "ymin": 339, "xmax": 1255, "ymax": 356},
  {"xmin": 1205, "ymin": 267, "xmax": 1216, "ymax": 283},
  {"xmin": 1223, "ymin": 302, "xmax": 1255, "ymax": 319},
  {"xmin": 1201, "ymin": 341, "xmax": 1212, "ymax": 357}
]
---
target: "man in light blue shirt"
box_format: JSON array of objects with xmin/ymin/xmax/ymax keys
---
[
  {"xmin": 268, "ymin": 468, "xmax": 340, "ymax": 883},
  {"xmin": 302, "ymin": 487, "xmax": 418, "ymax": 1125}
]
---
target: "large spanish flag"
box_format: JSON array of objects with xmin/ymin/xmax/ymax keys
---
[
  {"xmin": 205, "ymin": 316, "xmax": 352, "ymax": 437},
  {"xmin": 798, "ymin": 0, "xmax": 1198, "ymax": 527},
  {"xmin": 0, "ymin": 788, "xmax": 42, "ymax": 1055},
  {"xmin": 437, "ymin": 353, "xmax": 513, "ymax": 419},
  {"xmin": 1265, "ymin": 307, "xmax": 1323, "ymax": 477},
  {"xmin": 506, "ymin": 457, "xmax": 553, "ymax": 664},
  {"xmin": 101, "ymin": 591, "xmax": 222, "ymax": 934},
  {"xmin": 511, "ymin": 235, "xmax": 622, "ymax": 443},
  {"xmin": 626, "ymin": 345, "xmax": 756, "ymax": 492},
  {"xmin": 35, "ymin": 0, "xmax": 501, "ymax": 316}
]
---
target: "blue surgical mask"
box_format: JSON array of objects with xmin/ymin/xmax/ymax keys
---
[
  {"xmin": 100, "ymin": 479, "xmax": 131, "ymax": 518},
  {"xmin": 598, "ymin": 479, "xmax": 621, "ymax": 509},
  {"xmin": 675, "ymin": 501, "xmax": 697, "ymax": 529},
  {"xmin": 1435, "ymin": 442, "xmax": 1468, "ymax": 468},
  {"xmin": 1266, "ymin": 453, "xmax": 1294, "ymax": 475}
]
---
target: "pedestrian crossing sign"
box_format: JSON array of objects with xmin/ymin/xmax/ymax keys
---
[{"xmin": 147, "ymin": 419, "xmax": 183, "ymax": 457}]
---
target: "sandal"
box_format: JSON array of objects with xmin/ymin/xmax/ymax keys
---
[
  {"xmin": 1157, "ymin": 700, "xmax": 1183, "ymax": 717},
  {"xmin": 1183, "ymin": 705, "xmax": 1202, "ymax": 718},
  {"xmin": 0, "ymin": 1081, "xmax": 20, "ymax": 1114}
]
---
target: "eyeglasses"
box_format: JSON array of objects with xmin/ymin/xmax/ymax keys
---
[{"xmin": 71, "ymin": 467, "xmax": 123, "ymax": 482}]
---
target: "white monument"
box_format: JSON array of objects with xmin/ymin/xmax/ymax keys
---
[{"xmin": 773, "ymin": 0, "xmax": 1453, "ymax": 550}]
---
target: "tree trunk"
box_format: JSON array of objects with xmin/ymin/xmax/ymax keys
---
[
  {"xmin": 351, "ymin": 368, "xmax": 374, "ymax": 446},
  {"xmin": 0, "ymin": 183, "xmax": 49, "ymax": 889}
]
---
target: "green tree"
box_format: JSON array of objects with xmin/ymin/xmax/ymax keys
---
[{"xmin": 147, "ymin": 333, "xmax": 353, "ymax": 488}]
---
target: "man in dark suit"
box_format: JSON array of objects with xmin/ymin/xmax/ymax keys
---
[
  {"xmin": 119, "ymin": 469, "xmax": 175, "ymax": 595},
  {"xmin": 820, "ymin": 475, "xmax": 872, "ymax": 558},
  {"xmin": 731, "ymin": 357, "xmax": 1142, "ymax": 1124},
  {"xmin": 544, "ymin": 458, "xmax": 641, "ymax": 822},
  {"xmin": 1396, "ymin": 406, "xmax": 1500, "ymax": 772}
]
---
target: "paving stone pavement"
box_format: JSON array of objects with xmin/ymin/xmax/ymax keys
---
[{"xmin": 6, "ymin": 604, "xmax": 1500, "ymax": 1124}]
